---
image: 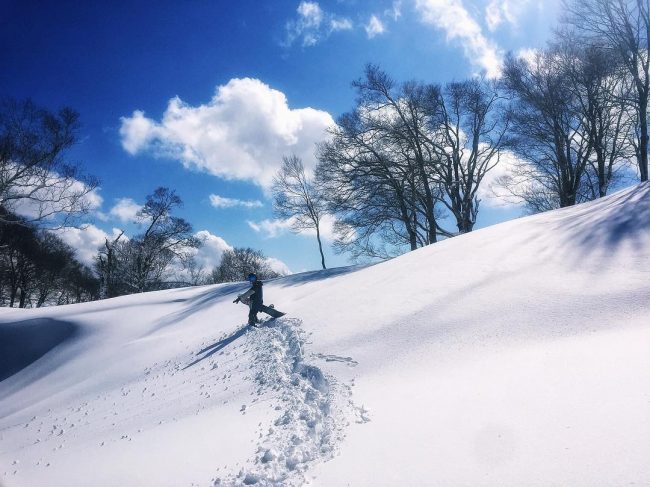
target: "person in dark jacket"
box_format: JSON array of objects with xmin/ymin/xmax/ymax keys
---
[{"xmin": 233, "ymin": 273, "xmax": 264, "ymax": 326}]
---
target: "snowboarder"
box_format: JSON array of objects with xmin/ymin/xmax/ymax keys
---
[
  {"xmin": 233, "ymin": 273, "xmax": 265, "ymax": 326},
  {"xmin": 233, "ymin": 273, "xmax": 285, "ymax": 326}
]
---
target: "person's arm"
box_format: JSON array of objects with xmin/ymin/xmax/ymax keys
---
[{"xmin": 233, "ymin": 287, "xmax": 255, "ymax": 303}]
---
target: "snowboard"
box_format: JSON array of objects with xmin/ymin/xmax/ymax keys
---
[
  {"xmin": 259, "ymin": 304, "xmax": 285, "ymax": 319},
  {"xmin": 249, "ymin": 306, "xmax": 286, "ymax": 328},
  {"xmin": 237, "ymin": 299, "xmax": 286, "ymax": 319}
]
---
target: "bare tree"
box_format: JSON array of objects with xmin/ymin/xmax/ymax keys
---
[
  {"xmin": 0, "ymin": 209, "xmax": 98, "ymax": 308},
  {"xmin": 558, "ymin": 39, "xmax": 635, "ymax": 198},
  {"xmin": 0, "ymin": 98, "xmax": 98, "ymax": 226},
  {"xmin": 564, "ymin": 0, "xmax": 650, "ymax": 181},
  {"xmin": 106, "ymin": 188, "xmax": 201, "ymax": 294},
  {"xmin": 430, "ymin": 78, "xmax": 509, "ymax": 232},
  {"xmin": 272, "ymin": 155, "xmax": 328, "ymax": 269},
  {"xmin": 498, "ymin": 50, "xmax": 594, "ymax": 212},
  {"xmin": 96, "ymin": 230, "xmax": 125, "ymax": 298},
  {"xmin": 317, "ymin": 109, "xmax": 425, "ymax": 259},
  {"xmin": 131, "ymin": 188, "xmax": 200, "ymax": 292},
  {"xmin": 317, "ymin": 66, "xmax": 505, "ymax": 259},
  {"xmin": 316, "ymin": 66, "xmax": 454, "ymax": 260},
  {"xmin": 179, "ymin": 255, "xmax": 208, "ymax": 286},
  {"xmin": 353, "ymin": 65, "xmax": 443, "ymax": 244},
  {"xmin": 210, "ymin": 247, "xmax": 282, "ymax": 283}
]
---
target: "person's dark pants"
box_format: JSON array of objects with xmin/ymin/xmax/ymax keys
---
[{"xmin": 248, "ymin": 307, "xmax": 260, "ymax": 325}]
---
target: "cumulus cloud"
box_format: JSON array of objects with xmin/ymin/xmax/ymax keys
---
[
  {"xmin": 365, "ymin": 15, "xmax": 386, "ymax": 38},
  {"xmin": 190, "ymin": 230, "xmax": 234, "ymax": 269},
  {"xmin": 209, "ymin": 194, "xmax": 263, "ymax": 209},
  {"xmin": 247, "ymin": 214, "xmax": 337, "ymax": 240},
  {"xmin": 120, "ymin": 78, "xmax": 334, "ymax": 190},
  {"xmin": 415, "ymin": 0, "xmax": 502, "ymax": 78},
  {"xmin": 284, "ymin": 1, "xmax": 353, "ymax": 47},
  {"xmin": 109, "ymin": 197, "xmax": 142, "ymax": 222},
  {"xmin": 52, "ymin": 225, "xmax": 124, "ymax": 267},
  {"xmin": 266, "ymin": 257, "xmax": 292, "ymax": 276}
]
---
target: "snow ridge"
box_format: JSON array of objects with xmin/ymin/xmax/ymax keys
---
[{"xmin": 216, "ymin": 318, "xmax": 357, "ymax": 486}]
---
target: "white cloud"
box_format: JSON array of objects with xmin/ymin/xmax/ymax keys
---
[
  {"xmin": 209, "ymin": 194, "xmax": 263, "ymax": 209},
  {"xmin": 485, "ymin": 0, "xmax": 531, "ymax": 31},
  {"xmin": 330, "ymin": 17, "xmax": 353, "ymax": 31},
  {"xmin": 286, "ymin": 1, "xmax": 324, "ymax": 46},
  {"xmin": 83, "ymin": 188, "xmax": 104, "ymax": 212},
  {"xmin": 298, "ymin": 1, "xmax": 323, "ymax": 28},
  {"xmin": 120, "ymin": 110, "xmax": 156, "ymax": 155},
  {"xmin": 52, "ymin": 225, "xmax": 124, "ymax": 267},
  {"xmin": 284, "ymin": 1, "xmax": 353, "ymax": 46},
  {"xmin": 247, "ymin": 214, "xmax": 337, "ymax": 240},
  {"xmin": 167, "ymin": 229, "xmax": 233, "ymax": 281},
  {"xmin": 247, "ymin": 218, "xmax": 295, "ymax": 238},
  {"xmin": 516, "ymin": 47, "xmax": 538, "ymax": 66},
  {"xmin": 365, "ymin": 15, "xmax": 386, "ymax": 38},
  {"xmin": 266, "ymin": 257, "xmax": 292, "ymax": 276},
  {"xmin": 191, "ymin": 230, "xmax": 234, "ymax": 269},
  {"xmin": 109, "ymin": 197, "xmax": 142, "ymax": 222},
  {"xmin": 415, "ymin": 0, "xmax": 502, "ymax": 78},
  {"xmin": 120, "ymin": 78, "xmax": 334, "ymax": 190},
  {"xmin": 385, "ymin": 1, "xmax": 402, "ymax": 21},
  {"xmin": 477, "ymin": 150, "xmax": 527, "ymax": 208}
]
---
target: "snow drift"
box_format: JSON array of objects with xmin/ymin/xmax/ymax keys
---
[{"xmin": 1, "ymin": 183, "xmax": 649, "ymax": 486}]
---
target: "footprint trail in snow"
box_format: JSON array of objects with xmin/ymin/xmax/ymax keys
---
[{"xmin": 215, "ymin": 318, "xmax": 365, "ymax": 486}]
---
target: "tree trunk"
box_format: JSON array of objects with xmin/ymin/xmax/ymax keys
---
[
  {"xmin": 639, "ymin": 96, "xmax": 649, "ymax": 181},
  {"xmin": 315, "ymin": 225, "xmax": 327, "ymax": 270},
  {"xmin": 598, "ymin": 151, "xmax": 607, "ymax": 198}
]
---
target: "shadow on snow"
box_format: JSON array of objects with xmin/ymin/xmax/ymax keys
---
[
  {"xmin": 0, "ymin": 318, "xmax": 79, "ymax": 382},
  {"xmin": 272, "ymin": 264, "xmax": 372, "ymax": 288},
  {"xmin": 182, "ymin": 324, "xmax": 250, "ymax": 370}
]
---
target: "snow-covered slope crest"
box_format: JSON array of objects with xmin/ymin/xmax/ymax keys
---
[{"xmin": 1, "ymin": 183, "xmax": 650, "ymax": 487}]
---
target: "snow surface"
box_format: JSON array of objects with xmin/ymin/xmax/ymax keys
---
[{"xmin": 1, "ymin": 183, "xmax": 650, "ymax": 487}]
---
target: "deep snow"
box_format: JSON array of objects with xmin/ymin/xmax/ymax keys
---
[{"xmin": 1, "ymin": 183, "xmax": 649, "ymax": 486}]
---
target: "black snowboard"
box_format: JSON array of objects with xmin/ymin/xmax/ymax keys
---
[
  {"xmin": 259, "ymin": 304, "xmax": 285, "ymax": 319},
  {"xmin": 237, "ymin": 300, "xmax": 285, "ymax": 319}
]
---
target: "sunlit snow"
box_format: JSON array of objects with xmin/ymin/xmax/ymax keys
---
[{"xmin": 1, "ymin": 183, "xmax": 649, "ymax": 486}]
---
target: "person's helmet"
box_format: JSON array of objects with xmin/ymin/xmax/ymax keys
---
[{"xmin": 247, "ymin": 273, "xmax": 257, "ymax": 282}]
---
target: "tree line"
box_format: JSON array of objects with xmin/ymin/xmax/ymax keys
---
[
  {"xmin": 0, "ymin": 98, "xmax": 100, "ymax": 307},
  {"xmin": 96, "ymin": 188, "xmax": 282, "ymax": 299},
  {"xmin": 0, "ymin": 209, "xmax": 98, "ymax": 307},
  {"xmin": 273, "ymin": 0, "xmax": 650, "ymax": 264}
]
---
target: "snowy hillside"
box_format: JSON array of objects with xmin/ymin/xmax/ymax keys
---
[{"xmin": 1, "ymin": 183, "xmax": 650, "ymax": 487}]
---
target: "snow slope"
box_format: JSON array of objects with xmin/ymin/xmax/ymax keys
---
[{"xmin": 1, "ymin": 183, "xmax": 650, "ymax": 487}]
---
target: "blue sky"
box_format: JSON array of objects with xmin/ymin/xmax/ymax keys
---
[{"xmin": 2, "ymin": 0, "xmax": 562, "ymax": 273}]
